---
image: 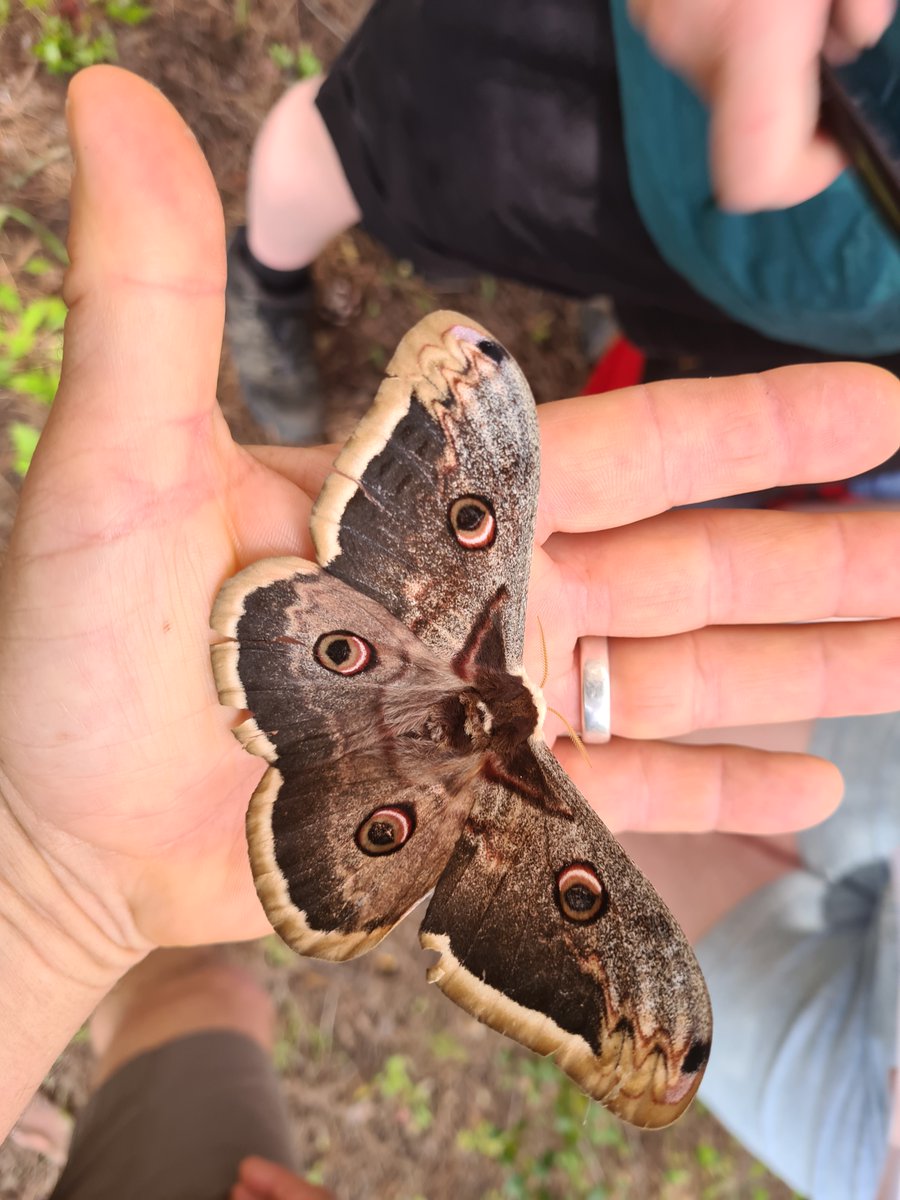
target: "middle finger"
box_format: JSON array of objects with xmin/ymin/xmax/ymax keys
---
[{"xmin": 542, "ymin": 507, "xmax": 900, "ymax": 636}]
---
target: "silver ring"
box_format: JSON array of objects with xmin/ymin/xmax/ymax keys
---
[{"xmin": 579, "ymin": 636, "xmax": 611, "ymax": 744}]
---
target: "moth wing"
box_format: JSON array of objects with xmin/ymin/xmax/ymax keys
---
[
  {"xmin": 311, "ymin": 311, "xmax": 540, "ymax": 664},
  {"xmin": 212, "ymin": 558, "xmax": 474, "ymax": 961},
  {"xmin": 419, "ymin": 741, "xmax": 712, "ymax": 1128}
]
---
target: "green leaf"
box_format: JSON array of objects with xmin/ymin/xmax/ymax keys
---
[
  {"xmin": 262, "ymin": 933, "xmax": 294, "ymax": 967},
  {"xmin": 457, "ymin": 1121, "xmax": 518, "ymax": 1161},
  {"xmin": 0, "ymin": 206, "xmax": 69, "ymax": 264},
  {"xmin": 24, "ymin": 256, "xmax": 53, "ymax": 276},
  {"xmin": 268, "ymin": 43, "xmax": 294, "ymax": 70},
  {"xmin": 376, "ymin": 1054, "xmax": 414, "ymax": 1098},
  {"xmin": 480, "ymin": 275, "xmax": 498, "ymax": 303},
  {"xmin": 35, "ymin": 35, "xmax": 63, "ymax": 69},
  {"xmin": 10, "ymin": 422, "xmax": 41, "ymax": 476},
  {"xmin": 7, "ymin": 328, "xmax": 36, "ymax": 359},
  {"xmin": 664, "ymin": 1167, "xmax": 690, "ymax": 1185},
  {"xmin": 296, "ymin": 43, "xmax": 321, "ymax": 79},
  {"xmin": 105, "ymin": 1, "xmax": 152, "ymax": 25},
  {"xmin": 695, "ymin": 1142, "xmax": 723, "ymax": 1171},
  {"xmin": 47, "ymin": 300, "xmax": 67, "ymax": 330},
  {"xmin": 20, "ymin": 296, "xmax": 67, "ymax": 337},
  {"xmin": 10, "ymin": 367, "xmax": 60, "ymax": 403},
  {"xmin": 429, "ymin": 1031, "xmax": 468, "ymax": 1063},
  {"xmin": 268, "ymin": 41, "xmax": 321, "ymax": 78},
  {"xmin": 0, "ymin": 283, "xmax": 21, "ymax": 314}
]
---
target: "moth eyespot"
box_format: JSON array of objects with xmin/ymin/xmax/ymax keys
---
[
  {"xmin": 355, "ymin": 805, "xmax": 416, "ymax": 856},
  {"xmin": 556, "ymin": 863, "xmax": 607, "ymax": 923},
  {"xmin": 476, "ymin": 338, "xmax": 508, "ymax": 364},
  {"xmin": 681, "ymin": 1039, "xmax": 711, "ymax": 1076},
  {"xmin": 314, "ymin": 631, "xmax": 375, "ymax": 675},
  {"xmin": 448, "ymin": 495, "xmax": 496, "ymax": 550}
]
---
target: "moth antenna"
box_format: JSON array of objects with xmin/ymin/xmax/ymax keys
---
[
  {"xmin": 548, "ymin": 707, "xmax": 592, "ymax": 770},
  {"xmin": 537, "ymin": 617, "xmax": 549, "ymax": 690}
]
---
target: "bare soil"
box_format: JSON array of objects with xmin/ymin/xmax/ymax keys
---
[{"xmin": 0, "ymin": 3, "xmax": 794, "ymax": 1197}]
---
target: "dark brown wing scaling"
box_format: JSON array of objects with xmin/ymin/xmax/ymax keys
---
[
  {"xmin": 310, "ymin": 314, "xmax": 540, "ymax": 663},
  {"xmin": 420, "ymin": 742, "xmax": 712, "ymax": 1128},
  {"xmin": 211, "ymin": 558, "xmax": 475, "ymax": 960},
  {"xmin": 211, "ymin": 313, "xmax": 712, "ymax": 1125}
]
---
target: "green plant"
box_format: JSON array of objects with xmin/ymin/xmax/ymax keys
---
[
  {"xmin": 459, "ymin": 1054, "xmax": 619, "ymax": 1199},
  {"xmin": 1, "ymin": 276, "xmax": 66, "ymax": 476},
  {"xmin": 429, "ymin": 1030, "xmax": 468, "ymax": 1064},
  {"xmin": 272, "ymin": 991, "xmax": 336, "ymax": 1071},
  {"xmin": 525, "ymin": 310, "xmax": 554, "ymax": 346},
  {"xmin": 24, "ymin": 0, "xmax": 151, "ymax": 75},
  {"xmin": 0, "ymin": 205, "xmax": 69, "ymax": 265},
  {"xmin": 695, "ymin": 1142, "xmax": 723, "ymax": 1171},
  {"xmin": 1, "ymin": 208, "xmax": 69, "ymax": 475},
  {"xmin": 369, "ymin": 1054, "xmax": 433, "ymax": 1133},
  {"xmin": 0, "ymin": 284, "xmax": 66, "ymax": 401},
  {"xmin": 269, "ymin": 40, "xmax": 321, "ymax": 79},
  {"xmin": 262, "ymin": 933, "xmax": 294, "ymax": 968},
  {"xmin": 480, "ymin": 275, "xmax": 498, "ymax": 303},
  {"xmin": 272, "ymin": 995, "xmax": 304, "ymax": 1073}
]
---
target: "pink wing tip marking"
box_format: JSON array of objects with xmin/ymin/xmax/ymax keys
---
[{"xmin": 450, "ymin": 324, "xmax": 487, "ymax": 345}]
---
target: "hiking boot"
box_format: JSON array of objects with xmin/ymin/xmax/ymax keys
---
[{"xmin": 224, "ymin": 229, "xmax": 326, "ymax": 445}]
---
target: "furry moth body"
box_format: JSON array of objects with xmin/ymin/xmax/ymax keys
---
[{"xmin": 211, "ymin": 312, "xmax": 712, "ymax": 1128}]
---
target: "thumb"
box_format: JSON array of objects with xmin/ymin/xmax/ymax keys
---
[
  {"xmin": 19, "ymin": 65, "xmax": 228, "ymax": 552},
  {"xmin": 234, "ymin": 1156, "xmax": 335, "ymax": 1200}
]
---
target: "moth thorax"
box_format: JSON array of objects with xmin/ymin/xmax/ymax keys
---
[
  {"xmin": 468, "ymin": 670, "xmax": 541, "ymax": 757},
  {"xmin": 458, "ymin": 690, "xmax": 493, "ymax": 751}
]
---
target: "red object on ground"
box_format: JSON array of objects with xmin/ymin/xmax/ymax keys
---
[{"xmin": 582, "ymin": 335, "xmax": 645, "ymax": 395}]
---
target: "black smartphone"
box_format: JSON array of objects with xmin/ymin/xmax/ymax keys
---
[{"xmin": 820, "ymin": 36, "xmax": 900, "ymax": 239}]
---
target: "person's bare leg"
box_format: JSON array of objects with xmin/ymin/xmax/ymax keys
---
[
  {"xmin": 246, "ymin": 77, "xmax": 361, "ymax": 270},
  {"xmin": 226, "ymin": 77, "xmax": 360, "ymax": 443},
  {"xmin": 89, "ymin": 947, "xmax": 275, "ymax": 1088}
]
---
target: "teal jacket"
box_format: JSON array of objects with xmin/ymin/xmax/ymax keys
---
[{"xmin": 610, "ymin": 0, "xmax": 900, "ymax": 357}]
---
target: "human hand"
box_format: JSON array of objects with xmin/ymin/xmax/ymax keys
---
[
  {"xmin": 0, "ymin": 65, "xmax": 335, "ymax": 1139},
  {"xmin": 232, "ymin": 1156, "xmax": 334, "ymax": 1200},
  {"xmin": 628, "ymin": 0, "xmax": 896, "ymax": 209},
  {"xmin": 0, "ymin": 66, "xmax": 335, "ymax": 961},
  {"xmin": 529, "ymin": 374, "xmax": 900, "ymax": 833}
]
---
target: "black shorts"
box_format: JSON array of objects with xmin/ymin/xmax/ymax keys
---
[
  {"xmin": 48, "ymin": 1033, "xmax": 294, "ymax": 1200},
  {"xmin": 317, "ymin": 0, "xmax": 900, "ymax": 381}
]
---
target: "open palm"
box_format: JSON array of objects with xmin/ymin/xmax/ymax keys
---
[{"xmin": 1, "ymin": 67, "xmax": 899, "ymax": 956}]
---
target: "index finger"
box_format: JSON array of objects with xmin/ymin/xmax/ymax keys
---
[{"xmin": 536, "ymin": 362, "xmax": 900, "ymax": 544}]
